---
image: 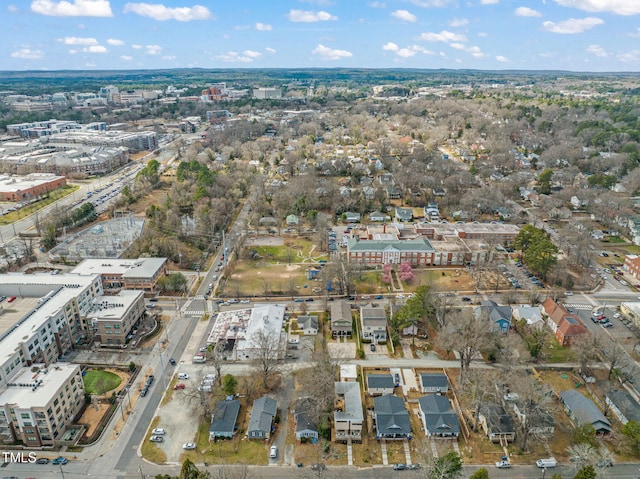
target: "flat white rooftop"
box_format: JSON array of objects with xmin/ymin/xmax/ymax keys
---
[{"xmin": 0, "ymin": 363, "xmax": 80, "ymax": 408}]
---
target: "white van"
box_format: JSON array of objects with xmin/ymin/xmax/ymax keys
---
[
  {"xmin": 536, "ymin": 458, "xmax": 557, "ymax": 468},
  {"xmin": 198, "ymin": 385, "xmax": 212, "ymax": 392},
  {"xmin": 204, "ymin": 374, "xmax": 216, "ymax": 381}
]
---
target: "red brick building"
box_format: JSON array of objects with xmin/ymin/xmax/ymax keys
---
[
  {"xmin": 624, "ymin": 254, "xmax": 640, "ymax": 279},
  {"xmin": 0, "ymin": 174, "xmax": 66, "ymax": 202}
]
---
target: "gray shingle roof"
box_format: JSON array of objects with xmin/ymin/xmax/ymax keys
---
[
  {"xmin": 298, "ymin": 315, "xmax": 318, "ymax": 330},
  {"xmin": 560, "ymin": 389, "xmax": 612, "ymax": 433},
  {"xmin": 368, "ymin": 374, "xmax": 395, "ymax": 390},
  {"xmin": 374, "ymin": 394, "xmax": 411, "ymax": 436},
  {"xmin": 420, "ymin": 373, "xmax": 449, "ymax": 390},
  {"xmin": 334, "ymin": 381, "xmax": 363, "ymax": 423},
  {"xmin": 418, "ymin": 394, "xmax": 460, "ymax": 435},
  {"xmin": 247, "ymin": 397, "xmax": 277, "ymax": 435},
  {"xmin": 330, "ymin": 301, "xmax": 352, "ymax": 329},
  {"xmin": 607, "ymin": 389, "xmax": 640, "ymax": 423},
  {"xmin": 210, "ymin": 399, "xmax": 240, "ymax": 436}
]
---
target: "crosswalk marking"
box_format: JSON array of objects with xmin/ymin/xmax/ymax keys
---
[
  {"xmin": 185, "ymin": 310, "xmax": 207, "ymax": 316},
  {"xmin": 562, "ymin": 303, "xmax": 592, "ymax": 310}
]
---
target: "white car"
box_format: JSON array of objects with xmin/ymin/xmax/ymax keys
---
[
  {"xmin": 177, "ymin": 373, "xmax": 189, "ymax": 380},
  {"xmin": 614, "ymin": 313, "xmax": 621, "ymax": 319},
  {"xmin": 270, "ymin": 445, "xmax": 278, "ymax": 458},
  {"xmin": 183, "ymin": 442, "xmax": 196, "ymax": 450},
  {"xmin": 495, "ymin": 461, "xmax": 511, "ymax": 468},
  {"xmin": 150, "ymin": 435, "xmax": 164, "ymax": 443},
  {"xmin": 152, "ymin": 428, "xmax": 165, "ymax": 435}
]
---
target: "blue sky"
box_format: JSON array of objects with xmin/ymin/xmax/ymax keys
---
[{"xmin": 4, "ymin": 0, "xmax": 640, "ymax": 71}]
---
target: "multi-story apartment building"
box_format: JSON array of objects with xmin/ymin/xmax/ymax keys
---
[
  {"xmin": 0, "ymin": 363, "xmax": 84, "ymax": 447},
  {"xmin": 87, "ymin": 290, "xmax": 145, "ymax": 346},
  {"xmin": 71, "ymin": 258, "xmax": 167, "ymax": 293}
]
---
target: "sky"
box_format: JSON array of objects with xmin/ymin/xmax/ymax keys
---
[{"xmin": 3, "ymin": 0, "xmax": 640, "ymax": 72}]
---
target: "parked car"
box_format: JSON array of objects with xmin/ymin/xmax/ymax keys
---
[
  {"xmin": 269, "ymin": 445, "xmax": 278, "ymax": 458},
  {"xmin": 52, "ymin": 457, "xmax": 68, "ymax": 465},
  {"xmin": 177, "ymin": 373, "xmax": 189, "ymax": 380},
  {"xmin": 461, "ymin": 297, "xmax": 472, "ymax": 302},
  {"xmin": 183, "ymin": 442, "xmax": 196, "ymax": 450},
  {"xmin": 370, "ymin": 344, "xmax": 376, "ymax": 352},
  {"xmin": 36, "ymin": 458, "xmax": 50, "ymax": 464},
  {"xmin": 169, "ymin": 358, "xmax": 176, "ymax": 366},
  {"xmin": 393, "ymin": 463, "xmax": 407, "ymax": 470},
  {"xmin": 596, "ymin": 459, "xmax": 613, "ymax": 467},
  {"xmin": 152, "ymin": 428, "xmax": 165, "ymax": 435},
  {"xmin": 374, "ymin": 295, "xmax": 384, "ymax": 300},
  {"xmin": 173, "ymin": 383, "xmax": 186, "ymax": 390},
  {"xmin": 496, "ymin": 461, "xmax": 511, "ymax": 468},
  {"xmin": 150, "ymin": 435, "xmax": 164, "ymax": 442}
]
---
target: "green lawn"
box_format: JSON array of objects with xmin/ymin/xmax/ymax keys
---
[
  {"xmin": 542, "ymin": 342, "xmax": 576, "ymax": 363},
  {"xmin": 83, "ymin": 370, "xmax": 122, "ymax": 394}
]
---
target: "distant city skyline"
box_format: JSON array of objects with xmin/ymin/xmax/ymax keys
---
[{"xmin": 3, "ymin": 0, "xmax": 640, "ymax": 72}]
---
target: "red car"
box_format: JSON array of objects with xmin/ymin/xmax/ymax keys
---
[
  {"xmin": 7, "ymin": 296, "xmax": 16, "ymax": 303},
  {"xmin": 173, "ymin": 383, "xmax": 186, "ymax": 390}
]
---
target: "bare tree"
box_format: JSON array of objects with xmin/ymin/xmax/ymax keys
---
[
  {"xmin": 251, "ymin": 330, "xmax": 281, "ymax": 389},
  {"xmin": 210, "ymin": 464, "xmax": 249, "ymax": 479},
  {"xmin": 439, "ymin": 309, "xmax": 496, "ymax": 384},
  {"xmin": 462, "ymin": 369, "xmax": 498, "ymax": 431},
  {"xmin": 206, "ymin": 341, "xmax": 227, "ymax": 387}
]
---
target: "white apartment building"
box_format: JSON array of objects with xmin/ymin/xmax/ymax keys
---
[{"xmin": 0, "ymin": 363, "xmax": 84, "ymax": 447}]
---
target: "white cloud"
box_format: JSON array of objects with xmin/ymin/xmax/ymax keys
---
[
  {"xmin": 85, "ymin": 62, "xmax": 96, "ymax": 67},
  {"xmin": 132, "ymin": 44, "xmax": 142, "ymax": 49},
  {"xmin": 255, "ymin": 22, "xmax": 272, "ymax": 31},
  {"xmin": 368, "ymin": 1, "xmax": 386, "ymax": 7},
  {"xmin": 391, "ymin": 9, "xmax": 417, "ymax": 22},
  {"xmin": 8, "ymin": 5, "xmax": 18, "ymax": 12},
  {"xmin": 629, "ymin": 28, "xmax": 640, "ymax": 38},
  {"xmin": 11, "ymin": 48, "xmax": 44, "ymax": 59},
  {"xmin": 618, "ymin": 50, "xmax": 640, "ymax": 63},
  {"xmin": 121, "ymin": 55, "xmax": 133, "ymax": 60},
  {"xmin": 448, "ymin": 17, "xmax": 468, "ymax": 27},
  {"xmin": 57, "ymin": 36, "xmax": 98, "ymax": 45},
  {"xmin": 243, "ymin": 50, "xmax": 262, "ymax": 59},
  {"xmin": 586, "ymin": 44, "xmax": 608, "ymax": 57},
  {"xmin": 515, "ymin": 7, "xmax": 542, "ymax": 17},
  {"xmin": 554, "ymin": 0, "xmax": 640, "ymax": 16},
  {"xmin": 217, "ymin": 51, "xmax": 259, "ymax": 63},
  {"xmin": 265, "ymin": 47, "xmax": 277, "ymax": 54},
  {"xmin": 69, "ymin": 49, "xmax": 78, "ymax": 54},
  {"xmin": 162, "ymin": 55, "xmax": 175, "ymax": 60},
  {"xmin": 542, "ymin": 17, "xmax": 603, "ymax": 34},
  {"xmin": 107, "ymin": 38, "xmax": 124, "ymax": 46},
  {"xmin": 83, "ymin": 45, "xmax": 107, "ymax": 53},
  {"xmin": 481, "ymin": 0, "xmax": 499, "ymax": 4},
  {"xmin": 123, "ymin": 3, "xmax": 212, "ymax": 21},
  {"xmin": 383, "ymin": 43, "xmax": 433, "ymax": 57},
  {"xmin": 312, "ymin": 44, "xmax": 352, "ymax": 60},
  {"xmin": 419, "ymin": 30, "xmax": 467, "ymax": 42},
  {"xmin": 145, "ymin": 44, "xmax": 162, "ymax": 55},
  {"xmin": 397, "ymin": 48, "xmax": 417, "ymax": 58},
  {"xmin": 31, "ymin": 0, "xmax": 113, "ymax": 17},
  {"xmin": 478, "ymin": 32, "xmax": 487, "ymax": 37},
  {"xmin": 287, "ymin": 9, "xmax": 337, "ymax": 22},
  {"xmin": 496, "ymin": 55, "xmax": 509, "ymax": 62},
  {"xmin": 449, "ymin": 42, "xmax": 465, "ymax": 50},
  {"xmin": 382, "ymin": 42, "xmax": 399, "ymax": 51},
  {"xmin": 449, "ymin": 42, "xmax": 485, "ymax": 57}
]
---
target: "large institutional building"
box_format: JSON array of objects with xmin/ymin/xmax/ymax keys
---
[
  {"xmin": 0, "ymin": 173, "xmax": 66, "ymax": 202},
  {"xmin": 346, "ymin": 222, "xmax": 519, "ymax": 266}
]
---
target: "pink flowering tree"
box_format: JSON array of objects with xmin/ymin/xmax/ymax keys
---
[
  {"xmin": 399, "ymin": 262, "xmax": 415, "ymax": 282},
  {"xmin": 381, "ymin": 262, "xmax": 392, "ymax": 284}
]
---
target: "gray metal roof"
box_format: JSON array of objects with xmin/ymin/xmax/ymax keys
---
[
  {"xmin": 607, "ymin": 389, "xmax": 640, "ymax": 423},
  {"xmin": 210, "ymin": 399, "xmax": 240, "ymax": 435},
  {"xmin": 560, "ymin": 389, "xmax": 612, "ymax": 432},
  {"xmin": 121, "ymin": 257, "xmax": 167, "ymax": 279},
  {"xmin": 334, "ymin": 381, "xmax": 363, "ymax": 423},
  {"xmin": 247, "ymin": 396, "xmax": 277, "ymax": 435},
  {"xmin": 348, "ymin": 237, "xmax": 434, "ymax": 253},
  {"xmin": 374, "ymin": 394, "xmax": 411, "ymax": 436},
  {"xmin": 368, "ymin": 374, "xmax": 395, "ymax": 390},
  {"xmin": 418, "ymin": 394, "xmax": 460, "ymax": 435}
]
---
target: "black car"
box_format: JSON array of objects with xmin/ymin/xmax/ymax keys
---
[
  {"xmin": 140, "ymin": 386, "xmax": 149, "ymax": 397},
  {"xmin": 36, "ymin": 458, "xmax": 50, "ymax": 464},
  {"xmin": 393, "ymin": 464, "xmax": 407, "ymax": 470},
  {"xmin": 169, "ymin": 358, "xmax": 176, "ymax": 366},
  {"xmin": 461, "ymin": 297, "xmax": 472, "ymax": 302},
  {"xmin": 145, "ymin": 375, "xmax": 154, "ymax": 387}
]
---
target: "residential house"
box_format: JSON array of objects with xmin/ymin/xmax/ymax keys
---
[
  {"xmin": 629, "ymin": 217, "xmax": 640, "ymax": 246},
  {"xmin": 286, "ymin": 214, "xmax": 299, "ymax": 226},
  {"xmin": 344, "ymin": 212, "xmax": 361, "ymax": 223},
  {"xmin": 373, "ymin": 394, "xmax": 412, "ymax": 440},
  {"xmin": 424, "ymin": 202, "xmax": 440, "ymax": 222},
  {"xmin": 478, "ymin": 403, "xmax": 516, "ymax": 443},
  {"xmin": 606, "ymin": 389, "xmax": 640, "ymax": 425},
  {"xmin": 360, "ymin": 304, "xmax": 387, "ymax": 343},
  {"xmin": 369, "ymin": 211, "xmax": 386, "ymax": 222},
  {"xmin": 209, "ymin": 399, "xmax": 241, "ymax": 440},
  {"xmin": 624, "ymin": 255, "xmax": 640, "ymax": 280},
  {"xmin": 330, "ymin": 301, "xmax": 352, "ymax": 338},
  {"xmin": 362, "ymin": 186, "xmax": 376, "ymax": 200},
  {"xmin": 386, "ymin": 186, "xmax": 402, "ymax": 200},
  {"xmin": 378, "ymin": 173, "xmax": 394, "ymax": 185},
  {"xmin": 476, "ymin": 300, "xmax": 512, "ymax": 333},
  {"xmin": 432, "ymin": 188, "xmax": 446, "ymax": 197},
  {"xmin": 418, "ymin": 394, "xmax": 460, "ymax": 439},
  {"xmin": 334, "ymin": 381, "xmax": 363, "ymax": 443},
  {"xmin": 542, "ymin": 298, "xmax": 588, "ymax": 346},
  {"xmin": 513, "ymin": 305, "xmax": 544, "ymax": 329},
  {"xmin": 559, "ymin": 390, "xmax": 612, "ymax": 435},
  {"xmin": 510, "ymin": 400, "xmax": 555, "ymax": 436},
  {"xmin": 367, "ymin": 374, "xmax": 395, "ymax": 396},
  {"xmin": 419, "ymin": 373, "xmax": 449, "ymax": 394},
  {"xmin": 297, "ymin": 315, "xmax": 318, "ymax": 335},
  {"xmin": 258, "ymin": 216, "xmax": 278, "ymax": 227},
  {"xmin": 395, "ymin": 207, "xmax": 413, "ymax": 222},
  {"xmin": 494, "ymin": 207, "xmax": 513, "ymax": 219},
  {"xmin": 294, "ymin": 398, "xmax": 318, "ymax": 441},
  {"xmin": 247, "ymin": 396, "xmax": 277, "ymax": 440}
]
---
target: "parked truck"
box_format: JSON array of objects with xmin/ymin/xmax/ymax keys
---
[{"xmin": 536, "ymin": 458, "xmax": 557, "ymax": 468}]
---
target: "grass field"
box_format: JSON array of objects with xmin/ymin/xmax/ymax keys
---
[
  {"xmin": 83, "ymin": 370, "xmax": 122, "ymax": 394},
  {"xmin": 0, "ymin": 185, "xmax": 80, "ymax": 225}
]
